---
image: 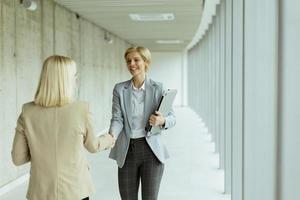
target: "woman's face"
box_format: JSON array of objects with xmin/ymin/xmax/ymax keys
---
[{"xmin": 126, "ymin": 52, "xmax": 147, "ymax": 78}]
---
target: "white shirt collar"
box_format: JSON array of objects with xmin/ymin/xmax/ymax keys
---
[{"xmin": 132, "ymin": 80, "xmax": 145, "ymax": 91}]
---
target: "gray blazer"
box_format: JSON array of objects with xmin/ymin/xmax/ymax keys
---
[{"xmin": 109, "ymin": 78, "xmax": 176, "ymax": 167}]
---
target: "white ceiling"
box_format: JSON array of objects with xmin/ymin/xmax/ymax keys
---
[{"xmin": 54, "ymin": 0, "xmax": 203, "ymax": 52}]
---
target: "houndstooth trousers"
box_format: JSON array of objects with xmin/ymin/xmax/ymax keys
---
[{"xmin": 118, "ymin": 137, "xmax": 164, "ymax": 200}]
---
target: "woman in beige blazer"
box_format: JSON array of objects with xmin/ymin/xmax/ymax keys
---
[{"xmin": 11, "ymin": 55, "xmax": 115, "ymax": 200}]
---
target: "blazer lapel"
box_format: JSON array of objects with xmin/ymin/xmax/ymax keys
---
[
  {"xmin": 123, "ymin": 81, "xmax": 133, "ymax": 129},
  {"xmin": 144, "ymin": 78, "xmax": 155, "ymax": 124}
]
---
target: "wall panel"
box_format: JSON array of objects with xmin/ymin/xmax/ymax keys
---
[{"xmin": 0, "ymin": 0, "xmax": 18, "ymax": 186}]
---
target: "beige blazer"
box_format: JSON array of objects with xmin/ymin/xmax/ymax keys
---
[{"xmin": 11, "ymin": 101, "xmax": 111, "ymax": 200}]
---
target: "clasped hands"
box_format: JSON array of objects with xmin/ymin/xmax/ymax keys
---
[
  {"xmin": 106, "ymin": 111, "xmax": 165, "ymax": 150},
  {"xmin": 103, "ymin": 133, "xmax": 116, "ymax": 150}
]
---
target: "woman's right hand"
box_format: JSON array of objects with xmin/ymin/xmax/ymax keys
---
[{"xmin": 105, "ymin": 133, "xmax": 116, "ymax": 149}]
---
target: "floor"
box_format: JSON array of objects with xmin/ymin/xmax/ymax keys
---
[{"xmin": 0, "ymin": 107, "xmax": 231, "ymax": 200}]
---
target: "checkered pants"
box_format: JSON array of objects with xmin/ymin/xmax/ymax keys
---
[{"xmin": 118, "ymin": 138, "xmax": 164, "ymax": 200}]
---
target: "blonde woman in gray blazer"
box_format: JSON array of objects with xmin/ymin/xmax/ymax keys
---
[
  {"xmin": 109, "ymin": 46, "xmax": 176, "ymax": 200},
  {"xmin": 11, "ymin": 55, "xmax": 115, "ymax": 200}
]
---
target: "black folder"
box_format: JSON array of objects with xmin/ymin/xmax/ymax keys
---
[{"xmin": 145, "ymin": 89, "xmax": 177, "ymax": 133}]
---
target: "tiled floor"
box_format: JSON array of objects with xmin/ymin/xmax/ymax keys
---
[{"xmin": 0, "ymin": 107, "xmax": 231, "ymax": 200}]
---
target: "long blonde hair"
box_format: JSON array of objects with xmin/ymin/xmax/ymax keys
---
[{"xmin": 34, "ymin": 55, "xmax": 77, "ymax": 107}]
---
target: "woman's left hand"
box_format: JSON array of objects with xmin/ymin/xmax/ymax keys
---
[{"xmin": 149, "ymin": 111, "xmax": 166, "ymax": 127}]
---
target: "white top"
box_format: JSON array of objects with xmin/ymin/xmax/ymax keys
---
[{"xmin": 130, "ymin": 81, "xmax": 146, "ymax": 138}]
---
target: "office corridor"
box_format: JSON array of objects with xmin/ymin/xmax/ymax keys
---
[
  {"xmin": 1, "ymin": 107, "xmax": 230, "ymax": 200},
  {"xmin": 1, "ymin": 0, "xmax": 300, "ymax": 200}
]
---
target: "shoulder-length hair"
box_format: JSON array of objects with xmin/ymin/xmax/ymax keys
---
[
  {"xmin": 124, "ymin": 46, "xmax": 151, "ymax": 71},
  {"xmin": 34, "ymin": 55, "xmax": 77, "ymax": 107}
]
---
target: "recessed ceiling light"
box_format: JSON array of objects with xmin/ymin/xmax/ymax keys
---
[
  {"xmin": 129, "ymin": 13, "xmax": 175, "ymax": 21},
  {"xmin": 156, "ymin": 40, "xmax": 184, "ymax": 44},
  {"xmin": 101, "ymin": 0, "xmax": 166, "ymax": 7},
  {"xmin": 102, "ymin": 2, "xmax": 164, "ymax": 7}
]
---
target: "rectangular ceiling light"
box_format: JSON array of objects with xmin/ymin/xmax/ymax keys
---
[
  {"xmin": 101, "ymin": 1, "xmax": 165, "ymax": 7},
  {"xmin": 103, "ymin": 3, "xmax": 164, "ymax": 7},
  {"xmin": 156, "ymin": 40, "xmax": 184, "ymax": 44},
  {"xmin": 129, "ymin": 13, "xmax": 175, "ymax": 21}
]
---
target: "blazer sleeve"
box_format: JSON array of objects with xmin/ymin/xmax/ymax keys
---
[
  {"xmin": 83, "ymin": 104, "xmax": 112, "ymax": 153},
  {"xmin": 11, "ymin": 108, "xmax": 31, "ymax": 166},
  {"xmin": 108, "ymin": 85, "xmax": 124, "ymax": 138},
  {"xmin": 162, "ymin": 108, "xmax": 176, "ymax": 130}
]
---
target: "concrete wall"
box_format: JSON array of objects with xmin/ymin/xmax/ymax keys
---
[
  {"xmin": 0, "ymin": 0, "xmax": 130, "ymax": 187},
  {"xmin": 149, "ymin": 52, "xmax": 185, "ymax": 106}
]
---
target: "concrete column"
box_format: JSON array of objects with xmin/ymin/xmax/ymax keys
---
[
  {"xmin": 278, "ymin": 0, "xmax": 300, "ymax": 199},
  {"xmin": 243, "ymin": 0, "xmax": 278, "ymax": 199},
  {"xmin": 215, "ymin": 8, "xmax": 221, "ymax": 155},
  {"xmin": 231, "ymin": 0, "xmax": 244, "ymax": 199},
  {"xmin": 224, "ymin": 0, "xmax": 233, "ymax": 194},
  {"xmin": 219, "ymin": 0, "xmax": 226, "ymax": 170}
]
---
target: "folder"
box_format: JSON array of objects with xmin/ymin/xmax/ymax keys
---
[{"xmin": 145, "ymin": 89, "xmax": 177, "ymax": 133}]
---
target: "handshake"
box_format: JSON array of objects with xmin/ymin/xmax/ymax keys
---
[{"xmin": 100, "ymin": 132, "xmax": 116, "ymax": 150}]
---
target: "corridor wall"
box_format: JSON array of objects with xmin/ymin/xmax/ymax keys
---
[
  {"xmin": 187, "ymin": 0, "xmax": 300, "ymax": 200},
  {"xmin": 0, "ymin": 0, "xmax": 130, "ymax": 188},
  {"xmin": 150, "ymin": 52, "xmax": 185, "ymax": 106}
]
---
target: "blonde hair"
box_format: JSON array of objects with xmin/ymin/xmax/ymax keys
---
[
  {"xmin": 124, "ymin": 46, "xmax": 151, "ymax": 71},
  {"xmin": 34, "ymin": 55, "xmax": 77, "ymax": 107}
]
